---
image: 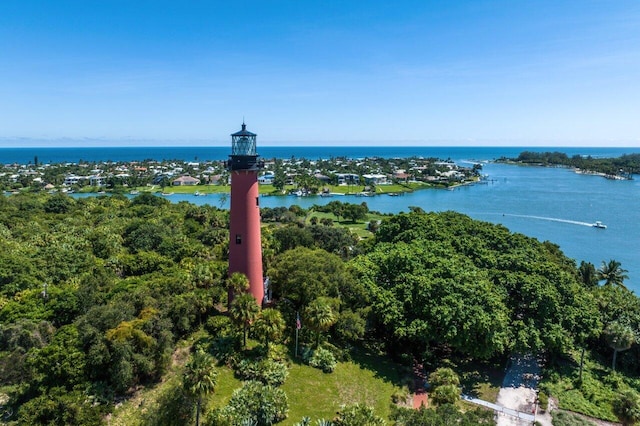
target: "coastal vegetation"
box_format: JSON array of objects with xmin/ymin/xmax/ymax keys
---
[
  {"xmin": 1, "ymin": 191, "xmax": 640, "ymax": 424},
  {"xmin": 500, "ymin": 151, "xmax": 640, "ymax": 179}
]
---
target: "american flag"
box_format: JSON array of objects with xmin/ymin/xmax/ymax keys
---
[{"xmin": 296, "ymin": 312, "xmax": 301, "ymax": 330}]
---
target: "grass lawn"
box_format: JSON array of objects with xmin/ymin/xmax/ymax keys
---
[
  {"xmin": 204, "ymin": 365, "xmax": 243, "ymax": 410},
  {"xmin": 110, "ymin": 340, "xmax": 409, "ymax": 425},
  {"xmin": 280, "ymin": 349, "xmax": 409, "ymax": 424},
  {"xmin": 125, "ymin": 181, "xmax": 433, "ymax": 196},
  {"xmin": 141, "ymin": 184, "xmax": 229, "ymax": 194},
  {"xmin": 305, "ymin": 210, "xmax": 381, "ymax": 239}
]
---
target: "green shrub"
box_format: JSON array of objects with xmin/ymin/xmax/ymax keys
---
[
  {"xmin": 333, "ymin": 403, "xmax": 385, "ymax": 426},
  {"xmin": 430, "ymin": 384, "xmax": 460, "ymax": 405},
  {"xmin": 235, "ymin": 359, "xmax": 288, "ymax": 386},
  {"xmin": 205, "ymin": 315, "xmax": 233, "ymax": 337},
  {"xmin": 211, "ymin": 336, "xmax": 240, "ymax": 366},
  {"xmin": 309, "ymin": 347, "xmax": 337, "ymax": 373},
  {"xmin": 391, "ymin": 387, "xmax": 410, "ymax": 404},
  {"xmin": 265, "ymin": 343, "xmax": 288, "ymax": 362},
  {"xmin": 217, "ymin": 381, "xmax": 288, "ymax": 425},
  {"xmin": 603, "ymin": 371, "xmax": 625, "ymax": 390},
  {"xmin": 320, "ymin": 341, "xmax": 351, "ymax": 362}
]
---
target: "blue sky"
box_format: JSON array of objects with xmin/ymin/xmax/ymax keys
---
[{"xmin": 1, "ymin": 1, "xmax": 639, "ymax": 146}]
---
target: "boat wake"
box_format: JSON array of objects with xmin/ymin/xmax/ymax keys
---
[{"xmin": 502, "ymin": 214, "xmax": 593, "ymax": 227}]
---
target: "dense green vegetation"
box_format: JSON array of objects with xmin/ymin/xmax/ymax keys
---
[
  {"xmin": 1, "ymin": 192, "xmax": 640, "ymax": 424},
  {"xmin": 502, "ymin": 151, "xmax": 640, "ymax": 177}
]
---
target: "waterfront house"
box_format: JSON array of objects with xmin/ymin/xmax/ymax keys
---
[
  {"xmin": 172, "ymin": 175, "xmax": 200, "ymax": 186},
  {"xmin": 363, "ymin": 173, "xmax": 388, "ymax": 185},
  {"xmin": 336, "ymin": 173, "xmax": 359, "ymax": 185},
  {"xmin": 258, "ymin": 173, "xmax": 275, "ymax": 184}
]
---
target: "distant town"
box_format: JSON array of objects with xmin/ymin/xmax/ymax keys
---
[{"xmin": 0, "ymin": 155, "xmax": 483, "ymax": 195}]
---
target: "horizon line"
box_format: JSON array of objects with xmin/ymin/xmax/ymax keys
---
[{"xmin": 1, "ymin": 140, "xmax": 640, "ymax": 149}]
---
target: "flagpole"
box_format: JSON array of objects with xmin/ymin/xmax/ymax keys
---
[{"xmin": 295, "ymin": 311, "xmax": 300, "ymax": 358}]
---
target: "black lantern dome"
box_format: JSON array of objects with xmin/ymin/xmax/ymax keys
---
[{"xmin": 228, "ymin": 122, "xmax": 263, "ymax": 171}]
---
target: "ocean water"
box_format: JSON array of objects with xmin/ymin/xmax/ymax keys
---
[
  {"xmin": 0, "ymin": 145, "xmax": 637, "ymax": 164},
  {"xmin": 3, "ymin": 145, "xmax": 640, "ymax": 292}
]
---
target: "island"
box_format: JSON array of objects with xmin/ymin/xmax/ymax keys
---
[{"xmin": 497, "ymin": 151, "xmax": 639, "ymax": 180}]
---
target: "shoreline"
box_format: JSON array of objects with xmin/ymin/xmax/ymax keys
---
[{"xmin": 496, "ymin": 160, "xmax": 635, "ymax": 181}]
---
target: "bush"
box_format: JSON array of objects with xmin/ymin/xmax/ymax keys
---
[
  {"xmin": 265, "ymin": 343, "xmax": 288, "ymax": 362},
  {"xmin": 430, "ymin": 384, "xmax": 460, "ymax": 406},
  {"xmin": 391, "ymin": 387, "xmax": 410, "ymax": 404},
  {"xmin": 205, "ymin": 315, "xmax": 233, "ymax": 337},
  {"xmin": 217, "ymin": 381, "xmax": 288, "ymax": 425},
  {"xmin": 308, "ymin": 347, "xmax": 337, "ymax": 373},
  {"xmin": 211, "ymin": 336, "xmax": 240, "ymax": 366},
  {"xmin": 320, "ymin": 341, "xmax": 351, "ymax": 362},
  {"xmin": 333, "ymin": 403, "xmax": 384, "ymax": 426},
  {"xmin": 235, "ymin": 359, "xmax": 288, "ymax": 386}
]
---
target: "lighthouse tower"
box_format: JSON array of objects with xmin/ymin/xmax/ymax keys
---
[{"xmin": 228, "ymin": 122, "xmax": 264, "ymax": 306}]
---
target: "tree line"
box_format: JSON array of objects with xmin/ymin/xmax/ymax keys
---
[{"xmin": 504, "ymin": 151, "xmax": 640, "ymax": 177}]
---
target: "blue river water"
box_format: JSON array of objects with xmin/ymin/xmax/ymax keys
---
[{"xmin": 3, "ymin": 145, "xmax": 640, "ymax": 292}]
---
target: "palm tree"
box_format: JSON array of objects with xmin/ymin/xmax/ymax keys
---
[
  {"xmin": 428, "ymin": 367, "xmax": 460, "ymax": 387},
  {"xmin": 305, "ymin": 298, "xmax": 336, "ymax": 347},
  {"xmin": 254, "ymin": 308, "xmax": 286, "ymax": 350},
  {"xmin": 227, "ymin": 272, "xmax": 249, "ymax": 308},
  {"xmin": 597, "ymin": 259, "xmax": 629, "ymax": 289},
  {"xmin": 428, "ymin": 367, "xmax": 461, "ymax": 406},
  {"xmin": 605, "ymin": 321, "xmax": 635, "ymax": 371},
  {"xmin": 183, "ymin": 349, "xmax": 217, "ymax": 426},
  {"xmin": 230, "ymin": 293, "xmax": 261, "ymax": 348}
]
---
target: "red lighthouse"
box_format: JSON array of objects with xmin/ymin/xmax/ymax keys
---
[{"xmin": 228, "ymin": 122, "xmax": 264, "ymax": 306}]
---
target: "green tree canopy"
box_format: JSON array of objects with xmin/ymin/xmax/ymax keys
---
[{"xmin": 269, "ymin": 247, "xmax": 355, "ymax": 309}]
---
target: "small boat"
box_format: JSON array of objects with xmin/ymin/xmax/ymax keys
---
[
  {"xmin": 129, "ymin": 190, "xmax": 139, "ymax": 195},
  {"xmin": 194, "ymin": 191, "xmax": 201, "ymax": 196},
  {"xmin": 593, "ymin": 221, "xmax": 607, "ymax": 229}
]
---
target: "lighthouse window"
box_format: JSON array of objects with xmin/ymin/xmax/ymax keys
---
[
  {"xmin": 235, "ymin": 234, "xmax": 242, "ymax": 244},
  {"xmin": 256, "ymin": 197, "xmax": 259, "ymax": 206}
]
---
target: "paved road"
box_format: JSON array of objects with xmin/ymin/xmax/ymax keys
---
[{"xmin": 462, "ymin": 394, "xmax": 535, "ymax": 423}]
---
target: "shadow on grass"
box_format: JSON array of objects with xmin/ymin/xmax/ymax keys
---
[
  {"xmin": 347, "ymin": 346, "xmax": 411, "ymax": 388},
  {"xmin": 456, "ymin": 357, "xmax": 506, "ymax": 400},
  {"xmin": 286, "ymin": 343, "xmax": 410, "ymax": 386}
]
